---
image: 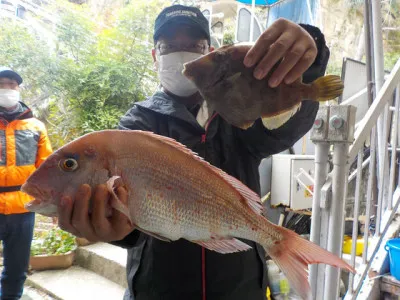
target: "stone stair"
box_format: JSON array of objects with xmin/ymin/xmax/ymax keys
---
[
  {"xmin": 26, "ymin": 216, "xmax": 128, "ymax": 300},
  {"xmin": 27, "ymin": 265, "xmax": 126, "ymax": 300},
  {"xmin": 74, "ymin": 242, "xmax": 128, "ymax": 288}
]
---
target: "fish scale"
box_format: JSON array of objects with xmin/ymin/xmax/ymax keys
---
[
  {"xmin": 121, "ymin": 157, "xmax": 258, "ymax": 242},
  {"xmin": 21, "ymin": 129, "xmax": 356, "ymax": 300}
]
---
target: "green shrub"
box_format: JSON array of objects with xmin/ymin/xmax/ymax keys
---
[{"xmin": 31, "ymin": 227, "xmax": 77, "ymax": 256}]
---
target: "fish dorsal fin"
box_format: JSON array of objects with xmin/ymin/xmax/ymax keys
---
[
  {"xmin": 134, "ymin": 130, "xmax": 207, "ymax": 160},
  {"xmin": 211, "ymin": 165, "xmax": 264, "ymax": 215},
  {"xmin": 133, "ymin": 130, "xmax": 264, "ymax": 216}
]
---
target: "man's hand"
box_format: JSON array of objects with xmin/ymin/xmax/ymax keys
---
[
  {"xmin": 244, "ymin": 18, "xmax": 318, "ymax": 88},
  {"xmin": 58, "ymin": 184, "xmax": 134, "ymax": 243}
]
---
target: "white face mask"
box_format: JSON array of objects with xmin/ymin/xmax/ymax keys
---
[
  {"xmin": 155, "ymin": 51, "xmax": 203, "ymax": 97},
  {"xmin": 0, "ymin": 89, "xmax": 20, "ymax": 108}
]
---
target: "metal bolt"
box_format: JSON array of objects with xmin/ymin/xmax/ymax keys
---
[
  {"xmin": 313, "ymin": 118, "xmax": 324, "ymax": 129},
  {"xmin": 330, "ymin": 116, "xmax": 344, "ymax": 129}
]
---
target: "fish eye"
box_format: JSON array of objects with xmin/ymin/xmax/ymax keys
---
[{"xmin": 60, "ymin": 158, "xmax": 79, "ymax": 172}]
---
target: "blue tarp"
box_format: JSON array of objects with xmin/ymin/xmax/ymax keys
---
[
  {"xmin": 236, "ymin": 0, "xmax": 280, "ymax": 5},
  {"xmin": 266, "ymin": 0, "xmax": 317, "ymax": 27}
]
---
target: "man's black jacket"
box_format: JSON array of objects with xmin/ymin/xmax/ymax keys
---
[{"xmin": 113, "ymin": 24, "xmax": 330, "ymax": 300}]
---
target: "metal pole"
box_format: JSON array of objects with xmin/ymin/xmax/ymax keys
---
[
  {"xmin": 250, "ymin": 0, "xmax": 255, "ymax": 42},
  {"xmin": 309, "ymin": 143, "xmax": 330, "ymax": 298},
  {"xmin": 376, "ymin": 97, "xmax": 390, "ymax": 235},
  {"xmin": 348, "ymin": 149, "xmax": 363, "ymax": 293},
  {"xmin": 388, "ymin": 85, "xmax": 399, "ymax": 209},
  {"xmin": 364, "ymin": 0, "xmax": 378, "ymax": 236},
  {"xmin": 316, "ymin": 178, "xmax": 332, "ymax": 300},
  {"xmin": 364, "ymin": 0, "xmax": 374, "ymax": 108},
  {"xmin": 363, "ymin": 128, "xmax": 376, "ymax": 263},
  {"xmin": 324, "ymin": 143, "xmax": 350, "ymax": 300},
  {"xmin": 371, "ymin": 0, "xmax": 385, "ymax": 92},
  {"xmin": 372, "ymin": 0, "xmax": 390, "ymax": 209}
]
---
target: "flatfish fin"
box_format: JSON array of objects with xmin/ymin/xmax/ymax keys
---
[
  {"xmin": 261, "ymin": 103, "xmax": 302, "ymax": 130},
  {"xmin": 193, "ymin": 238, "xmax": 252, "ymax": 254}
]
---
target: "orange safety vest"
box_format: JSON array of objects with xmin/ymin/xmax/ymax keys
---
[{"xmin": 0, "ymin": 104, "xmax": 53, "ymax": 214}]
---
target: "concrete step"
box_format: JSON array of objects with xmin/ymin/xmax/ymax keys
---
[
  {"xmin": 75, "ymin": 242, "xmax": 128, "ymax": 288},
  {"xmin": 26, "ymin": 266, "xmax": 126, "ymax": 300},
  {"xmin": 21, "ymin": 285, "xmax": 56, "ymax": 300}
]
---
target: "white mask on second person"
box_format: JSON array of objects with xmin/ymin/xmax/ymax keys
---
[
  {"xmin": 0, "ymin": 89, "xmax": 20, "ymax": 108},
  {"xmin": 155, "ymin": 51, "xmax": 203, "ymax": 97}
]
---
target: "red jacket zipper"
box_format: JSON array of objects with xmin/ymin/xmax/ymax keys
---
[{"xmin": 200, "ymin": 112, "xmax": 217, "ymax": 300}]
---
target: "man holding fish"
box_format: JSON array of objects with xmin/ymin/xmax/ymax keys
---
[{"xmin": 54, "ymin": 4, "xmax": 334, "ymax": 300}]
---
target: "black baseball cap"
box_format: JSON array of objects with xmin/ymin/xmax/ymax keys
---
[
  {"xmin": 0, "ymin": 67, "xmax": 23, "ymax": 85},
  {"xmin": 153, "ymin": 5, "xmax": 210, "ymax": 45}
]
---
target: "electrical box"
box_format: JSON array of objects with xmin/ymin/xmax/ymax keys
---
[{"xmin": 270, "ymin": 154, "xmax": 316, "ymax": 210}]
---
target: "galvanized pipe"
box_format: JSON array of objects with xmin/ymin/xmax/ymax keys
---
[
  {"xmin": 348, "ymin": 156, "xmax": 370, "ymax": 183},
  {"xmin": 316, "ymin": 178, "xmax": 332, "ymax": 300},
  {"xmin": 363, "ymin": 128, "xmax": 376, "ymax": 264},
  {"xmin": 372, "ymin": 0, "xmax": 390, "ymax": 208},
  {"xmin": 388, "ymin": 86, "xmax": 399, "ymax": 209},
  {"xmin": 371, "ymin": 0, "xmax": 385, "ymax": 92},
  {"xmin": 361, "ymin": 0, "xmax": 376, "ymax": 266},
  {"xmin": 348, "ymin": 149, "xmax": 363, "ymax": 293},
  {"xmin": 371, "ymin": 0, "xmax": 385, "ymax": 141},
  {"xmin": 376, "ymin": 103, "xmax": 390, "ymax": 235},
  {"xmin": 309, "ymin": 143, "xmax": 330, "ymax": 298},
  {"xmin": 324, "ymin": 143, "xmax": 350, "ymax": 300}
]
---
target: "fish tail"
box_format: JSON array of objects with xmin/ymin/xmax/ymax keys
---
[
  {"xmin": 310, "ymin": 75, "xmax": 344, "ymax": 102},
  {"xmin": 262, "ymin": 226, "xmax": 355, "ymax": 300}
]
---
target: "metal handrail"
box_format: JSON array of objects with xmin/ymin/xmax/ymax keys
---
[
  {"xmin": 349, "ymin": 58, "xmax": 400, "ymax": 162},
  {"xmin": 310, "ymin": 59, "xmax": 400, "ymax": 300}
]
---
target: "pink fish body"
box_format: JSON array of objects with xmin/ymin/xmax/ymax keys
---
[{"xmin": 21, "ymin": 130, "xmax": 355, "ymax": 299}]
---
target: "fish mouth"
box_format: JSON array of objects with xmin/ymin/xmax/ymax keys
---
[
  {"xmin": 21, "ymin": 182, "xmax": 58, "ymax": 217},
  {"xmin": 21, "ymin": 182, "xmax": 50, "ymax": 204},
  {"xmin": 21, "ymin": 182, "xmax": 42, "ymax": 198}
]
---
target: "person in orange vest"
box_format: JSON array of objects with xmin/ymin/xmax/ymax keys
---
[{"xmin": 0, "ymin": 67, "xmax": 53, "ymax": 299}]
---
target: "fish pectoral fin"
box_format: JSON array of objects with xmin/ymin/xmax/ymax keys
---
[
  {"xmin": 135, "ymin": 226, "xmax": 172, "ymax": 242},
  {"xmin": 261, "ymin": 103, "xmax": 302, "ymax": 130},
  {"xmin": 106, "ymin": 176, "xmax": 132, "ymax": 225},
  {"xmin": 193, "ymin": 238, "xmax": 252, "ymax": 254}
]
